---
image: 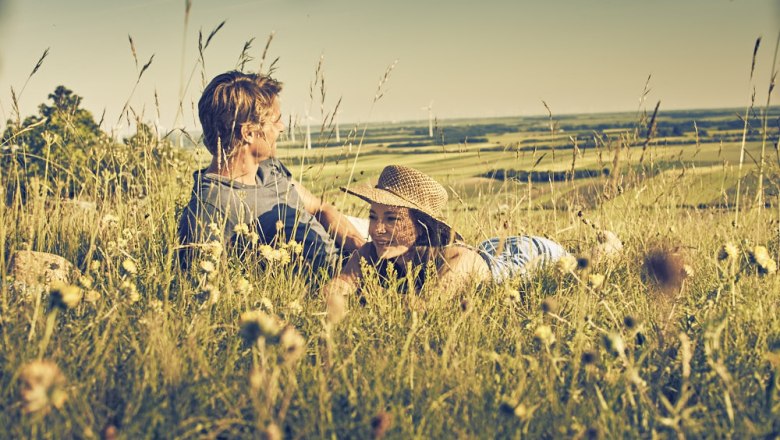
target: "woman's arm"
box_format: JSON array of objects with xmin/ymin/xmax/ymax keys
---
[
  {"xmin": 291, "ymin": 178, "xmax": 366, "ymax": 252},
  {"xmin": 436, "ymin": 247, "xmax": 491, "ymax": 292},
  {"xmin": 319, "ymin": 246, "xmax": 366, "ymax": 298}
]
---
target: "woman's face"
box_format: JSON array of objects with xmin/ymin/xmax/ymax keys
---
[{"xmin": 368, "ymin": 203, "xmax": 419, "ymax": 259}]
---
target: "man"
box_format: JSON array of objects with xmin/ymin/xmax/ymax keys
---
[{"xmin": 178, "ymin": 71, "xmax": 365, "ymax": 272}]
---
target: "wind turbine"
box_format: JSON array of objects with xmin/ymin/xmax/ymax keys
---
[
  {"xmin": 421, "ymin": 101, "xmax": 434, "ymax": 138},
  {"xmin": 334, "ymin": 108, "xmax": 341, "ymax": 143},
  {"xmin": 304, "ymin": 107, "xmax": 314, "ymax": 149},
  {"xmin": 288, "ymin": 112, "xmax": 296, "ymax": 143}
]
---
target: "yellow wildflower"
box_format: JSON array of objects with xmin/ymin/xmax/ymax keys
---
[
  {"xmin": 534, "ymin": 325, "xmax": 555, "ymax": 346},
  {"xmin": 587, "ymin": 273, "xmax": 605, "ymax": 289},
  {"xmin": 199, "ymin": 260, "xmax": 216, "ymax": 274},
  {"xmin": 233, "ymin": 223, "xmax": 250, "ymax": 236},
  {"xmin": 718, "ymin": 242, "xmax": 739, "ymax": 261},
  {"xmin": 50, "ymin": 282, "xmax": 82, "ymax": 310},
  {"xmin": 556, "ymin": 253, "xmax": 578, "ymax": 274},
  {"xmin": 121, "ymin": 259, "xmax": 138, "ymax": 276}
]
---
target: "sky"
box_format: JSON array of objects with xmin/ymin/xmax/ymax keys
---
[{"xmin": 0, "ymin": 0, "xmax": 778, "ymax": 134}]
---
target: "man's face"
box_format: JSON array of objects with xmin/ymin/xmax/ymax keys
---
[{"xmin": 247, "ymin": 97, "xmax": 285, "ymax": 160}]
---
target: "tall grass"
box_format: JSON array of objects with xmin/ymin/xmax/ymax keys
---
[{"xmin": 1, "ymin": 11, "xmax": 779, "ymax": 440}]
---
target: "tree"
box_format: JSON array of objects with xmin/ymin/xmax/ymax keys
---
[{"xmin": 2, "ymin": 85, "xmax": 105, "ymax": 182}]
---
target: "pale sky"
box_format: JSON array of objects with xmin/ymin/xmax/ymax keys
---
[{"xmin": 0, "ymin": 0, "xmax": 778, "ymax": 133}]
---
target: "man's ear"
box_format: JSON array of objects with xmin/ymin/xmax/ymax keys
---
[{"xmin": 240, "ymin": 124, "xmax": 255, "ymax": 143}]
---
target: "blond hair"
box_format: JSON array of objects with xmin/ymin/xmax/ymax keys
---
[{"xmin": 198, "ymin": 71, "xmax": 283, "ymax": 159}]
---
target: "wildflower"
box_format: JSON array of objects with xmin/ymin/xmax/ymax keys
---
[
  {"xmin": 259, "ymin": 297, "xmax": 274, "ymax": 313},
  {"xmin": 203, "ymin": 240, "xmax": 223, "ymax": 260},
  {"xmin": 750, "ymin": 246, "xmax": 777, "ymax": 275},
  {"xmin": 100, "ymin": 214, "xmax": 119, "ymax": 228},
  {"xmin": 326, "ymin": 292, "xmax": 347, "ymax": 325},
  {"xmin": 18, "ymin": 360, "xmax": 67, "ymax": 414},
  {"xmin": 513, "ymin": 403, "xmax": 529, "ymax": 420},
  {"xmin": 556, "ymin": 253, "xmax": 578, "ymax": 274},
  {"xmin": 287, "ymin": 299, "xmax": 303, "ymax": 315},
  {"xmin": 261, "ymin": 423, "xmax": 282, "ymax": 440},
  {"xmin": 89, "ymin": 260, "xmax": 101, "ymax": 271},
  {"xmin": 207, "ymin": 222, "xmax": 220, "ymax": 235},
  {"xmin": 371, "ymin": 411, "xmax": 392, "ymax": 439},
  {"xmin": 259, "ymin": 245, "xmax": 276, "ymax": 262},
  {"xmin": 604, "ymin": 333, "xmax": 625, "ymax": 356},
  {"xmin": 149, "ymin": 299, "xmax": 164, "ymax": 313},
  {"xmin": 120, "ymin": 280, "xmax": 140, "ymax": 304},
  {"xmin": 49, "ymin": 282, "xmax": 82, "ymax": 310},
  {"xmin": 498, "ymin": 400, "xmax": 517, "ymax": 416},
  {"xmin": 643, "ymin": 244, "xmax": 687, "ymax": 291},
  {"xmin": 275, "ymin": 220, "xmax": 284, "ymax": 233},
  {"xmin": 203, "ymin": 284, "xmax": 219, "ymax": 305},
  {"xmin": 581, "ymin": 349, "xmax": 598, "ymax": 365},
  {"xmin": 286, "ymin": 240, "xmax": 303, "ymax": 255},
  {"xmin": 249, "ymin": 366, "xmax": 263, "ymax": 391},
  {"xmin": 236, "ymin": 277, "xmax": 251, "ymax": 295},
  {"xmin": 505, "ymin": 287, "xmax": 521, "ymax": 304},
  {"xmin": 541, "ymin": 298, "xmax": 558, "ymax": 314},
  {"xmin": 199, "ymin": 260, "xmax": 216, "ymax": 274},
  {"xmin": 233, "ymin": 223, "xmax": 249, "ymax": 236},
  {"xmin": 121, "ymin": 259, "xmax": 138, "ymax": 276},
  {"xmin": 84, "ymin": 290, "xmax": 101, "ymax": 303},
  {"xmin": 240, "ymin": 309, "xmax": 284, "ymax": 345},
  {"xmin": 247, "ymin": 231, "xmax": 260, "ymax": 245},
  {"xmin": 587, "ymin": 273, "xmax": 605, "ymax": 289},
  {"xmin": 718, "ymin": 242, "xmax": 739, "ymax": 261},
  {"xmin": 77, "ymin": 275, "xmax": 93, "ymax": 289},
  {"xmin": 277, "ymin": 248, "xmax": 291, "ymax": 265},
  {"xmin": 681, "ymin": 264, "xmax": 694, "ymax": 278},
  {"xmin": 279, "ymin": 326, "xmax": 306, "ymax": 365},
  {"xmin": 534, "ymin": 325, "xmax": 555, "ymax": 346},
  {"xmin": 102, "ymin": 425, "xmax": 119, "ymax": 440}
]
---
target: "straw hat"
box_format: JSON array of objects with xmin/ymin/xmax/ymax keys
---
[{"xmin": 341, "ymin": 165, "xmax": 461, "ymax": 241}]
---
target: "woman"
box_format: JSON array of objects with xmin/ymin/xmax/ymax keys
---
[{"xmin": 323, "ymin": 165, "xmax": 492, "ymax": 298}]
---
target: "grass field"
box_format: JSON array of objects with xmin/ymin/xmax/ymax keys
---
[{"xmin": 2, "ymin": 79, "xmax": 780, "ymax": 439}]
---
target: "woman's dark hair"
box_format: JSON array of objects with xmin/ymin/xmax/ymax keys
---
[{"xmin": 410, "ymin": 210, "xmax": 455, "ymax": 247}]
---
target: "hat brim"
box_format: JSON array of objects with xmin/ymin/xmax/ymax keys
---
[{"xmin": 340, "ymin": 184, "xmax": 463, "ymax": 242}]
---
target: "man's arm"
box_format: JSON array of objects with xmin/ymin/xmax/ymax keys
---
[{"xmin": 290, "ymin": 178, "xmax": 366, "ymax": 252}]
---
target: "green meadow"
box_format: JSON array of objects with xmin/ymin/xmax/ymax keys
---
[{"xmin": 3, "ymin": 91, "xmax": 779, "ymax": 438}]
